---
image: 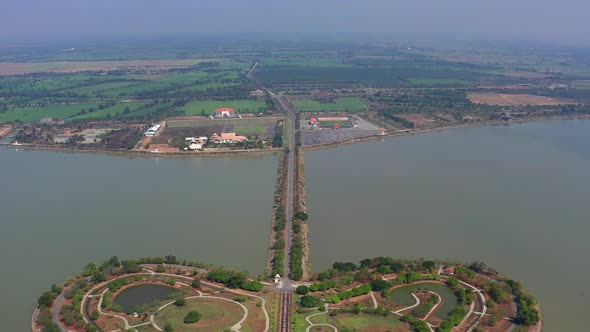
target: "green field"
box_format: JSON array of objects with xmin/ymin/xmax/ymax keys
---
[
  {"xmin": 166, "ymin": 117, "xmax": 281, "ymax": 136},
  {"xmin": 293, "ymin": 97, "xmax": 366, "ymax": 112},
  {"xmin": 300, "ymin": 311, "xmax": 409, "ymax": 331},
  {"xmin": 154, "ymin": 297, "xmax": 244, "ymax": 332},
  {"xmin": 69, "ymin": 102, "xmax": 146, "ymax": 120},
  {"xmin": 181, "ymin": 100, "xmax": 268, "ymax": 115},
  {"xmin": 0, "ymin": 104, "xmax": 99, "ymax": 123},
  {"xmin": 407, "ymin": 78, "xmax": 471, "ymax": 86},
  {"xmin": 319, "ymin": 120, "xmax": 351, "ymax": 127}
]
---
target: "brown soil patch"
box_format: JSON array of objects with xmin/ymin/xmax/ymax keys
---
[
  {"xmin": 468, "ymin": 93, "xmax": 575, "ymax": 106},
  {"xmin": 0, "ymin": 59, "xmax": 209, "ymax": 75},
  {"xmin": 398, "ymin": 114, "xmax": 443, "ymax": 128},
  {"xmin": 0, "ymin": 125, "xmax": 11, "ymax": 137}
]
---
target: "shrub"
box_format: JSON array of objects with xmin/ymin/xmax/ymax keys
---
[
  {"xmin": 183, "ymin": 311, "xmax": 201, "ymax": 324},
  {"xmin": 167, "ymin": 278, "xmax": 176, "ymax": 286},
  {"xmin": 326, "ymin": 294, "xmax": 341, "ymax": 304},
  {"xmin": 90, "ymin": 309, "xmax": 100, "ymax": 320},
  {"xmin": 156, "ymin": 265, "xmax": 166, "ymax": 273},
  {"xmin": 234, "ymin": 295, "xmax": 248, "ymax": 302},
  {"xmin": 174, "ymin": 299, "xmax": 186, "ymax": 306},
  {"xmin": 241, "ymin": 281, "xmax": 263, "ymax": 292},
  {"xmin": 163, "ymin": 322, "xmax": 174, "ymax": 332}
]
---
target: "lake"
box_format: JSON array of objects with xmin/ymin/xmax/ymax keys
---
[
  {"xmin": 113, "ymin": 284, "xmax": 175, "ymax": 312},
  {"xmin": 0, "ymin": 149, "xmax": 277, "ymax": 331},
  {"xmin": 306, "ymin": 119, "xmax": 590, "ymax": 332}
]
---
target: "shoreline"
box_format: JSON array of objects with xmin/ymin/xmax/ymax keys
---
[
  {"xmin": 3, "ymin": 114, "xmax": 589, "ymax": 158},
  {"xmin": 301, "ymin": 114, "xmax": 590, "ymax": 152}
]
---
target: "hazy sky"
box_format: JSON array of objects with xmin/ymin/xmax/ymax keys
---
[{"xmin": 1, "ymin": 0, "xmax": 589, "ymax": 44}]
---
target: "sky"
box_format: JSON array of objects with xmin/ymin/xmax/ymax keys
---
[{"xmin": 1, "ymin": 0, "xmax": 589, "ymax": 45}]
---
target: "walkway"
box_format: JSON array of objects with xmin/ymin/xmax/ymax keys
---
[{"xmin": 305, "ymin": 307, "xmax": 337, "ymax": 332}]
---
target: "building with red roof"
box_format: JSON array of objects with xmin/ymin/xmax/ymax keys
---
[{"xmin": 214, "ymin": 108, "xmax": 236, "ymax": 117}]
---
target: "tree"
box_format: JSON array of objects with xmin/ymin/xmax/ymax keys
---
[
  {"xmin": 191, "ymin": 279, "xmax": 201, "ymax": 289},
  {"xmin": 108, "ymin": 256, "xmax": 121, "ymax": 267},
  {"xmin": 299, "ymin": 295, "xmax": 320, "ymax": 308},
  {"xmin": 174, "ymin": 299, "xmax": 186, "ymax": 306},
  {"xmin": 165, "ymin": 255, "xmax": 178, "ymax": 264},
  {"xmin": 469, "ymin": 261, "xmax": 487, "ymax": 273},
  {"xmin": 184, "ymin": 311, "xmax": 201, "ymax": 324},
  {"xmin": 370, "ymin": 279, "xmax": 391, "ymax": 291},
  {"xmin": 294, "ymin": 212, "xmax": 308, "ymax": 221},
  {"xmin": 92, "ymin": 271, "xmax": 107, "ymax": 283},
  {"xmin": 296, "ymin": 285, "xmax": 309, "ymax": 295},
  {"xmin": 42, "ymin": 321, "xmax": 60, "ymax": 332},
  {"xmin": 422, "ymin": 261, "xmax": 436, "ymax": 271},
  {"xmin": 50, "ymin": 284, "xmax": 62, "ymax": 295},
  {"xmin": 86, "ymin": 323, "xmax": 98, "ymax": 332},
  {"xmin": 359, "ymin": 258, "xmax": 373, "ymax": 268},
  {"xmin": 332, "ymin": 262, "xmax": 357, "ymax": 272},
  {"xmin": 38, "ymin": 292, "xmax": 55, "ymax": 307},
  {"xmin": 446, "ymin": 277, "xmax": 459, "ymax": 287}
]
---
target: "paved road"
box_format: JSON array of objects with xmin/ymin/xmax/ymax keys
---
[
  {"xmin": 51, "ymin": 293, "xmax": 70, "ymax": 332},
  {"xmin": 269, "ymin": 90, "xmax": 296, "ymax": 292}
]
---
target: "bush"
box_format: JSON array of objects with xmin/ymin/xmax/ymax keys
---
[
  {"xmin": 183, "ymin": 311, "xmax": 202, "ymax": 324},
  {"xmin": 326, "ymin": 294, "xmax": 341, "ymax": 304},
  {"xmin": 174, "ymin": 299, "xmax": 186, "ymax": 306},
  {"xmin": 156, "ymin": 265, "xmax": 166, "ymax": 273},
  {"xmin": 90, "ymin": 309, "xmax": 100, "ymax": 320},
  {"xmin": 167, "ymin": 278, "xmax": 177, "ymax": 286},
  {"xmin": 296, "ymin": 285, "xmax": 309, "ymax": 295},
  {"xmin": 163, "ymin": 322, "xmax": 174, "ymax": 332},
  {"xmin": 241, "ymin": 281, "xmax": 263, "ymax": 292},
  {"xmin": 234, "ymin": 295, "xmax": 248, "ymax": 302}
]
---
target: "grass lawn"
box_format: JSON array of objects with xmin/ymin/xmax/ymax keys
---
[
  {"xmin": 0, "ymin": 103, "xmax": 99, "ymax": 123},
  {"xmin": 182, "ymin": 100, "xmax": 268, "ymax": 115},
  {"xmin": 319, "ymin": 120, "xmax": 351, "ymax": 127},
  {"xmin": 166, "ymin": 117, "xmax": 282, "ymax": 136},
  {"xmin": 69, "ymin": 102, "xmax": 146, "ymax": 120},
  {"xmin": 319, "ymin": 313, "xmax": 410, "ymax": 332},
  {"xmin": 293, "ymin": 97, "xmax": 366, "ymax": 112},
  {"xmin": 154, "ymin": 297, "xmax": 244, "ymax": 332}
]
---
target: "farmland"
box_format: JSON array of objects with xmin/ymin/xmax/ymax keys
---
[
  {"xmin": 0, "ymin": 104, "xmax": 99, "ymax": 122},
  {"xmin": 0, "ymin": 59, "xmax": 216, "ymax": 75},
  {"xmin": 292, "ymin": 97, "xmax": 366, "ymax": 112}
]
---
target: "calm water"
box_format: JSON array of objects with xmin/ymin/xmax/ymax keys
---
[
  {"xmin": 0, "ymin": 149, "xmax": 277, "ymax": 331},
  {"xmin": 113, "ymin": 284, "xmax": 175, "ymax": 312},
  {"xmin": 390, "ymin": 283, "xmax": 458, "ymax": 319},
  {"xmin": 306, "ymin": 119, "xmax": 590, "ymax": 332}
]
